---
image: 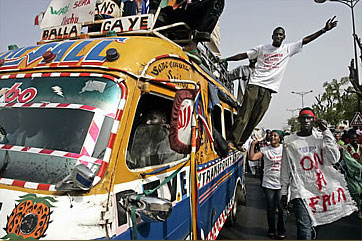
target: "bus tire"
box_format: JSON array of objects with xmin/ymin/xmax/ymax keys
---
[
  {"xmin": 225, "ymin": 198, "xmax": 238, "ymax": 227},
  {"xmin": 236, "ymin": 183, "xmax": 247, "ymax": 206},
  {"xmin": 225, "ymin": 184, "xmax": 242, "ymax": 227}
]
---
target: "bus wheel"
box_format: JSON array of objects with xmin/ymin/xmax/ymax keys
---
[
  {"xmin": 236, "ymin": 183, "xmax": 247, "ymax": 206},
  {"xmin": 225, "ymin": 184, "xmax": 242, "ymax": 227},
  {"xmin": 225, "ymin": 197, "xmax": 238, "ymax": 227}
]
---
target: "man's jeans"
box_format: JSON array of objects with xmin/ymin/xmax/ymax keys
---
[
  {"xmin": 292, "ymin": 198, "xmax": 315, "ymax": 240},
  {"xmin": 264, "ymin": 188, "xmax": 287, "ymax": 235},
  {"xmin": 229, "ymin": 85, "xmax": 272, "ymax": 145}
]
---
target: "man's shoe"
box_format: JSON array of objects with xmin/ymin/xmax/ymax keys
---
[
  {"xmin": 267, "ymin": 232, "xmax": 276, "ymax": 239},
  {"xmin": 227, "ymin": 141, "xmax": 237, "ymax": 151},
  {"xmin": 278, "ymin": 234, "xmax": 286, "ymax": 240},
  {"xmin": 236, "ymin": 144, "xmax": 246, "ymax": 152},
  {"xmin": 193, "ymin": 30, "xmax": 211, "ymax": 42}
]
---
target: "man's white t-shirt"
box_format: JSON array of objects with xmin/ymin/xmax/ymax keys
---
[
  {"xmin": 246, "ymin": 40, "xmax": 303, "ymax": 93},
  {"xmin": 261, "ymin": 145, "xmax": 283, "ymax": 189}
]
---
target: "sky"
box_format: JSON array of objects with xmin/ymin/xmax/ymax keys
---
[
  {"xmin": 0, "ymin": 0, "xmax": 361, "ymax": 130},
  {"xmin": 220, "ymin": 0, "xmax": 362, "ymax": 130}
]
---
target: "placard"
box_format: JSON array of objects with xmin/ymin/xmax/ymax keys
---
[
  {"xmin": 41, "ymin": 24, "xmax": 82, "ymax": 40},
  {"xmin": 41, "ymin": 0, "xmax": 96, "ymax": 29},
  {"xmin": 100, "ymin": 14, "xmax": 154, "ymax": 33}
]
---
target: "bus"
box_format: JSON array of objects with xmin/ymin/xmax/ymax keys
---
[{"xmin": 0, "ymin": 1, "xmax": 246, "ymax": 239}]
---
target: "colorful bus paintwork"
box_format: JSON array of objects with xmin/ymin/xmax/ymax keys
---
[{"xmin": 0, "ymin": 31, "xmax": 246, "ymax": 239}]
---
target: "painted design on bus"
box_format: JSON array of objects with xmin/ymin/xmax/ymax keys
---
[
  {"xmin": 207, "ymin": 199, "xmax": 234, "ymax": 240},
  {"xmin": 0, "ymin": 38, "xmax": 127, "ymax": 70},
  {"xmin": 0, "ymin": 83, "xmax": 37, "ymax": 103},
  {"xmin": 2, "ymin": 194, "xmax": 57, "ymax": 240},
  {"xmin": 198, "ymin": 152, "xmax": 241, "ymax": 188}
]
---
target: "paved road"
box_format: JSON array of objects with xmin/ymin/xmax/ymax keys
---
[{"xmin": 218, "ymin": 173, "xmax": 362, "ymax": 240}]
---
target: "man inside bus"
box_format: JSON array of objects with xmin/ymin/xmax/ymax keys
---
[
  {"xmin": 145, "ymin": 109, "xmax": 185, "ymax": 164},
  {"xmin": 130, "ymin": 109, "xmax": 183, "ymax": 167}
]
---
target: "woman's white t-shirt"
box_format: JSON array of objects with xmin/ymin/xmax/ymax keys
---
[{"xmin": 261, "ymin": 145, "xmax": 283, "ymax": 189}]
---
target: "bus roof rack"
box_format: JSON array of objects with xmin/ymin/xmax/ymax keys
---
[{"xmin": 37, "ymin": 4, "xmax": 233, "ymax": 96}]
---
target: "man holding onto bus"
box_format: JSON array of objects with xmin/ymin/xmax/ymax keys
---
[{"xmin": 221, "ymin": 17, "xmax": 338, "ymax": 150}]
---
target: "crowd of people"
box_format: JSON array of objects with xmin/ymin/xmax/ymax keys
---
[
  {"xmin": 90, "ymin": 1, "xmax": 362, "ymax": 240},
  {"xmin": 243, "ymin": 108, "xmax": 362, "ymax": 240}
]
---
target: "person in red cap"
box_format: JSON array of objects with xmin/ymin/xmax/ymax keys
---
[{"xmin": 280, "ymin": 107, "xmax": 357, "ymax": 240}]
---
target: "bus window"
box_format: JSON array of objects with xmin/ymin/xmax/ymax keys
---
[
  {"xmin": 126, "ymin": 94, "xmax": 185, "ymax": 169},
  {"xmin": 224, "ymin": 109, "xmax": 233, "ymax": 138},
  {"xmin": 211, "ymin": 105, "xmax": 222, "ymax": 134},
  {"xmin": 233, "ymin": 113, "xmax": 237, "ymax": 125}
]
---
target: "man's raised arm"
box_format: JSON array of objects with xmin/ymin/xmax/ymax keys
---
[
  {"xmin": 222, "ymin": 52, "xmax": 248, "ymax": 62},
  {"xmin": 302, "ymin": 16, "xmax": 338, "ymax": 45}
]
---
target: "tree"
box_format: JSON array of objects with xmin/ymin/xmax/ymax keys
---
[
  {"xmin": 286, "ymin": 76, "xmax": 358, "ymax": 132},
  {"xmin": 312, "ymin": 77, "xmax": 358, "ymax": 127},
  {"xmin": 287, "ymin": 116, "xmax": 299, "ymax": 133},
  {"xmin": 347, "ymin": 59, "xmax": 361, "ymax": 100}
]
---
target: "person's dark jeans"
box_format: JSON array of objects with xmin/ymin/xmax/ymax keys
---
[
  {"xmin": 264, "ymin": 188, "xmax": 287, "ymax": 235},
  {"xmin": 163, "ymin": 0, "xmax": 225, "ymax": 34},
  {"xmin": 187, "ymin": 0, "xmax": 224, "ymax": 33},
  {"xmin": 229, "ymin": 85, "xmax": 272, "ymax": 146},
  {"xmin": 292, "ymin": 198, "xmax": 315, "ymax": 240}
]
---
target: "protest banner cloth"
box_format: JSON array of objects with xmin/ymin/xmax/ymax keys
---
[
  {"xmin": 41, "ymin": 0, "xmax": 97, "ymax": 29},
  {"xmin": 282, "ymin": 129, "xmax": 357, "ymax": 226}
]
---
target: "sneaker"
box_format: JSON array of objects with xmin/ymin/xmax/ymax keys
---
[
  {"xmin": 193, "ymin": 30, "xmax": 211, "ymax": 42},
  {"xmin": 227, "ymin": 141, "xmax": 237, "ymax": 151},
  {"xmin": 236, "ymin": 144, "xmax": 246, "ymax": 152},
  {"xmin": 267, "ymin": 232, "xmax": 276, "ymax": 239},
  {"xmin": 278, "ymin": 234, "xmax": 286, "ymax": 240}
]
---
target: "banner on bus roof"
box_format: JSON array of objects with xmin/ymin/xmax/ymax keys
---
[{"xmin": 40, "ymin": 0, "xmax": 97, "ymax": 29}]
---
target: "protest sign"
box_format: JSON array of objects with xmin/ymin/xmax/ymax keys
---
[{"xmin": 41, "ymin": 0, "xmax": 96, "ymax": 29}]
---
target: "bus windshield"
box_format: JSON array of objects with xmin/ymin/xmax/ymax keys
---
[{"xmin": 0, "ymin": 75, "xmax": 122, "ymax": 184}]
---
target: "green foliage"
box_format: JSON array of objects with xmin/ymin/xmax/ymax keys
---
[
  {"xmin": 312, "ymin": 77, "xmax": 358, "ymax": 127},
  {"xmin": 287, "ymin": 116, "xmax": 299, "ymax": 133},
  {"xmin": 286, "ymin": 77, "xmax": 358, "ymax": 131}
]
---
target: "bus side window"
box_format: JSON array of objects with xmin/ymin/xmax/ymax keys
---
[
  {"xmin": 233, "ymin": 113, "xmax": 237, "ymax": 125},
  {"xmin": 126, "ymin": 94, "xmax": 185, "ymax": 169},
  {"xmin": 224, "ymin": 109, "xmax": 232, "ymax": 139},
  {"xmin": 211, "ymin": 105, "xmax": 222, "ymax": 134}
]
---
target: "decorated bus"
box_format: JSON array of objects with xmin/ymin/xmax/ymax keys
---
[{"xmin": 0, "ymin": 0, "xmax": 246, "ymax": 239}]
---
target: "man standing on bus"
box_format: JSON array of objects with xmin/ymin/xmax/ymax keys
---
[{"xmin": 221, "ymin": 17, "xmax": 337, "ymax": 150}]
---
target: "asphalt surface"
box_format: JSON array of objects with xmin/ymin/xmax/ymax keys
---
[{"xmin": 218, "ymin": 173, "xmax": 362, "ymax": 240}]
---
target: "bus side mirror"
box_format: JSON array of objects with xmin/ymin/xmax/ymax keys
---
[
  {"xmin": 55, "ymin": 164, "xmax": 95, "ymax": 191},
  {"xmin": 120, "ymin": 192, "xmax": 173, "ymax": 222}
]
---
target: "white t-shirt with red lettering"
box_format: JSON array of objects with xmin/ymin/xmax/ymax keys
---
[
  {"xmin": 261, "ymin": 145, "xmax": 283, "ymax": 189},
  {"xmin": 246, "ymin": 40, "xmax": 303, "ymax": 93}
]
